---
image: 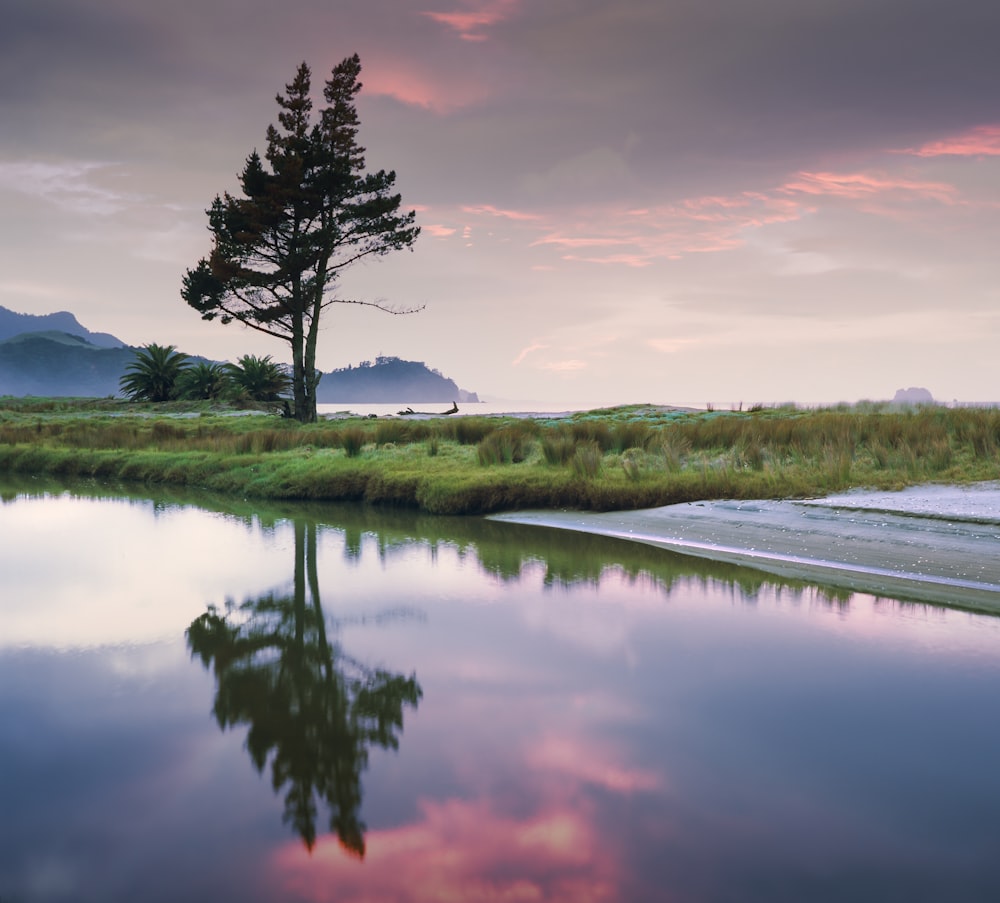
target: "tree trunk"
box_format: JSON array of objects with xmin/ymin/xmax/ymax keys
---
[
  {"xmin": 299, "ymin": 278, "xmax": 325, "ymax": 425},
  {"xmin": 291, "ymin": 324, "xmax": 310, "ymax": 423}
]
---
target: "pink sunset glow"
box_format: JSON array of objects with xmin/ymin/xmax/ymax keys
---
[
  {"xmin": 461, "ymin": 203, "xmax": 542, "ymax": 221},
  {"xmin": 270, "ymin": 797, "xmax": 620, "ymax": 903},
  {"xmin": 782, "ymin": 171, "xmax": 957, "ymax": 204},
  {"xmin": 902, "ymin": 125, "xmax": 1000, "ymax": 158},
  {"xmin": 360, "ymin": 62, "xmax": 488, "ymax": 112},
  {"xmin": 528, "ymin": 734, "xmax": 663, "ymax": 793},
  {"xmin": 2, "ymin": 0, "xmax": 998, "ymax": 405},
  {"xmin": 422, "ymin": 0, "xmax": 523, "ymax": 41}
]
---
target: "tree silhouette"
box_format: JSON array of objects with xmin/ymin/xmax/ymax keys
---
[
  {"xmin": 187, "ymin": 518, "xmax": 421, "ymax": 855},
  {"xmin": 182, "ymin": 55, "xmax": 421, "ymax": 423}
]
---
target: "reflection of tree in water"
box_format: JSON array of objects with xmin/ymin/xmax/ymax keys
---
[{"xmin": 186, "ymin": 519, "xmax": 421, "ymax": 856}]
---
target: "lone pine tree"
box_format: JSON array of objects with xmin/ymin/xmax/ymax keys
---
[{"xmin": 182, "ymin": 55, "xmax": 420, "ymax": 422}]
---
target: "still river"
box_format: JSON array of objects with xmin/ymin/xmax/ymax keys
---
[{"xmin": 1, "ymin": 479, "xmax": 999, "ymax": 902}]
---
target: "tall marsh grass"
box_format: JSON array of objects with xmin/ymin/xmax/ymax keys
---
[{"xmin": 2, "ymin": 400, "xmax": 1000, "ymax": 515}]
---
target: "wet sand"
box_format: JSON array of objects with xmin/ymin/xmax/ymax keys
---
[{"xmin": 491, "ymin": 483, "xmax": 1000, "ymax": 613}]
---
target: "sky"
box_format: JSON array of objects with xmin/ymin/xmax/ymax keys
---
[{"xmin": 2, "ymin": 0, "xmax": 999, "ymax": 406}]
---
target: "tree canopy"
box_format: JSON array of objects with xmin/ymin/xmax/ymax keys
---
[{"xmin": 182, "ymin": 55, "xmax": 420, "ymax": 422}]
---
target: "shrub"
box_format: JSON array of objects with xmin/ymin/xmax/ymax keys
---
[
  {"xmin": 541, "ymin": 431, "xmax": 576, "ymax": 465},
  {"xmin": 340, "ymin": 427, "xmax": 366, "ymax": 458},
  {"xmin": 447, "ymin": 418, "xmax": 496, "ymax": 445},
  {"xmin": 569, "ymin": 421, "xmax": 613, "ymax": 451},
  {"xmin": 477, "ymin": 429, "xmax": 530, "ymax": 465},
  {"xmin": 620, "ymin": 450, "xmax": 642, "ymax": 482},
  {"xmin": 612, "ymin": 421, "xmax": 653, "ymax": 453},
  {"xmin": 656, "ymin": 436, "xmax": 690, "ymax": 473},
  {"xmin": 150, "ymin": 421, "xmax": 186, "ymax": 445},
  {"xmin": 375, "ymin": 420, "xmax": 422, "ymax": 445},
  {"xmin": 570, "ymin": 441, "xmax": 602, "ymax": 478}
]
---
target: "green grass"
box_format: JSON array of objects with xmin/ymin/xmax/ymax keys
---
[{"xmin": 1, "ymin": 398, "xmax": 999, "ymax": 515}]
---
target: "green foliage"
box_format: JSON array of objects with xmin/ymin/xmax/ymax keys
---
[
  {"xmin": 570, "ymin": 440, "xmax": 603, "ymax": 478},
  {"xmin": 541, "ymin": 431, "xmax": 576, "ymax": 465},
  {"xmin": 612, "ymin": 420, "xmax": 653, "ymax": 453},
  {"xmin": 445, "ymin": 417, "xmax": 496, "ymax": 445},
  {"xmin": 118, "ymin": 344, "xmax": 190, "ymax": 402},
  {"xmin": 374, "ymin": 419, "xmax": 430, "ymax": 445},
  {"xmin": 4, "ymin": 401, "xmax": 1000, "ymax": 516},
  {"xmin": 227, "ymin": 354, "xmax": 291, "ymax": 402},
  {"xmin": 476, "ymin": 427, "xmax": 531, "ymax": 465},
  {"xmin": 339, "ymin": 427, "xmax": 366, "ymax": 458},
  {"xmin": 569, "ymin": 420, "xmax": 614, "ymax": 451},
  {"xmin": 620, "ymin": 450, "xmax": 643, "ymax": 482},
  {"xmin": 177, "ymin": 361, "xmax": 231, "ymax": 401}
]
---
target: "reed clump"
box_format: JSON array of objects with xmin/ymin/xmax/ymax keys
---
[
  {"xmin": 476, "ymin": 425, "xmax": 533, "ymax": 465},
  {"xmin": 2, "ymin": 399, "xmax": 999, "ymax": 515}
]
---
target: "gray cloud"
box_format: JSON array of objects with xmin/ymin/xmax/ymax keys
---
[{"xmin": 7, "ymin": 0, "xmax": 998, "ymax": 189}]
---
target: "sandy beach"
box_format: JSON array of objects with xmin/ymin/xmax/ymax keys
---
[{"xmin": 491, "ymin": 482, "xmax": 1000, "ymax": 614}]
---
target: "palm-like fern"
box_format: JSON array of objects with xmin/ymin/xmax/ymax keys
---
[
  {"xmin": 227, "ymin": 354, "xmax": 291, "ymax": 402},
  {"xmin": 177, "ymin": 361, "xmax": 231, "ymax": 400},
  {"xmin": 119, "ymin": 344, "xmax": 190, "ymax": 402}
]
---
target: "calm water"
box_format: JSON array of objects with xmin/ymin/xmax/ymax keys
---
[{"xmin": 2, "ymin": 480, "xmax": 999, "ymax": 903}]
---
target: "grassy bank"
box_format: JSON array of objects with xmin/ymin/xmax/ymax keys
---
[{"xmin": 1, "ymin": 398, "xmax": 999, "ymax": 514}]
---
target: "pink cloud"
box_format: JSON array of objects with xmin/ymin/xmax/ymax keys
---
[
  {"xmin": 528, "ymin": 735, "xmax": 662, "ymax": 793},
  {"xmin": 362, "ymin": 63, "xmax": 487, "ymax": 113},
  {"xmin": 533, "ymin": 235, "xmax": 633, "ymax": 249},
  {"xmin": 560, "ymin": 252, "xmax": 656, "ymax": 268},
  {"xmin": 269, "ymin": 797, "xmax": 619, "ymax": 903},
  {"xmin": 542, "ymin": 359, "xmax": 588, "ymax": 372},
  {"xmin": 782, "ymin": 171, "xmax": 956, "ymax": 204},
  {"xmin": 423, "ymin": 0, "xmax": 522, "ymax": 41},
  {"xmin": 462, "ymin": 203, "xmax": 542, "ymax": 222},
  {"xmin": 530, "ymin": 191, "xmax": 804, "ymax": 266},
  {"xmin": 450, "ymin": 157, "xmax": 965, "ymax": 271},
  {"xmin": 512, "ymin": 342, "xmax": 548, "ymax": 366},
  {"xmin": 424, "ymin": 223, "xmax": 457, "ymax": 238},
  {"xmin": 900, "ymin": 124, "xmax": 1000, "ymax": 158}
]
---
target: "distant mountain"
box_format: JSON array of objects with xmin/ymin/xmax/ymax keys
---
[
  {"xmin": 0, "ymin": 331, "xmax": 135, "ymax": 397},
  {"xmin": 317, "ymin": 356, "xmax": 479, "ymax": 403},
  {"xmin": 0, "ymin": 305, "xmax": 124, "ymax": 348},
  {"xmin": 891, "ymin": 386, "xmax": 935, "ymax": 405},
  {"xmin": 0, "ymin": 315, "xmax": 479, "ymax": 403}
]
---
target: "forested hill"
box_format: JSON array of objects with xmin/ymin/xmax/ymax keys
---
[
  {"xmin": 0, "ymin": 327, "xmax": 478, "ymax": 403},
  {"xmin": 0, "ymin": 331, "xmax": 134, "ymax": 396},
  {"xmin": 0, "ymin": 308, "xmax": 477, "ymax": 400},
  {"xmin": 316, "ymin": 357, "xmax": 479, "ymax": 403},
  {"xmin": 0, "ymin": 305, "xmax": 124, "ymax": 348}
]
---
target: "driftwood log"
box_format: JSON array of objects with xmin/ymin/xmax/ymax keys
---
[{"xmin": 397, "ymin": 401, "xmax": 459, "ymax": 416}]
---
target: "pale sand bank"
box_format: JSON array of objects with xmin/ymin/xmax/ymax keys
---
[{"xmin": 490, "ymin": 483, "xmax": 1000, "ymax": 613}]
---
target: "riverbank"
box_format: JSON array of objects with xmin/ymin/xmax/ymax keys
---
[
  {"xmin": 2, "ymin": 399, "xmax": 1000, "ymax": 515},
  {"xmin": 492, "ymin": 482, "xmax": 1000, "ymax": 612}
]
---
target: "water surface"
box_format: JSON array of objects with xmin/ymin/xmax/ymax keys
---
[{"xmin": 1, "ymin": 480, "xmax": 998, "ymax": 902}]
